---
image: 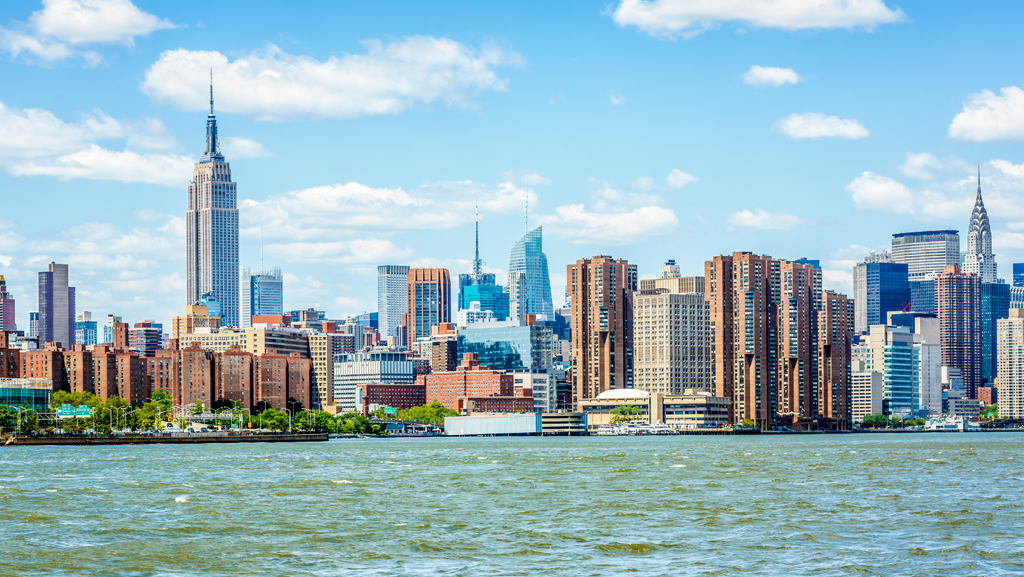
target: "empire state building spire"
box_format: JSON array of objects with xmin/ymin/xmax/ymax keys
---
[
  {"xmin": 201, "ymin": 70, "xmax": 224, "ymax": 163},
  {"xmin": 963, "ymin": 165, "xmax": 996, "ymax": 283}
]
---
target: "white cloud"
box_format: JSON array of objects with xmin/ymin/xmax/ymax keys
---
[
  {"xmin": 0, "ymin": 100, "xmax": 187, "ymax": 185},
  {"xmin": 773, "ymin": 112, "xmax": 869, "ymax": 140},
  {"xmin": 728, "ymin": 208, "xmax": 802, "ymax": 231},
  {"xmin": 541, "ymin": 204, "xmax": 677, "ymax": 245},
  {"xmin": 666, "ymin": 168, "xmax": 697, "ymax": 189},
  {"xmin": 221, "ymin": 136, "xmax": 273, "ymax": 159},
  {"xmin": 632, "ymin": 176, "xmax": 655, "ymax": 190},
  {"xmin": 742, "ymin": 65, "xmax": 800, "ymax": 87},
  {"xmin": 846, "ymin": 171, "xmax": 915, "ymax": 214},
  {"xmin": 32, "ymin": 0, "xmax": 174, "ymax": 45},
  {"xmin": 141, "ymin": 38, "xmax": 522, "ymax": 121},
  {"xmin": 0, "ymin": 0, "xmax": 173, "ymax": 65},
  {"xmin": 949, "ymin": 86, "xmax": 1024, "ymax": 142},
  {"xmin": 611, "ymin": 0, "xmax": 905, "ymax": 39},
  {"xmin": 898, "ymin": 152, "xmax": 943, "ymax": 180},
  {"xmin": 608, "ymin": 92, "xmax": 626, "ymax": 105},
  {"xmin": 8, "ymin": 145, "xmax": 194, "ymax": 186}
]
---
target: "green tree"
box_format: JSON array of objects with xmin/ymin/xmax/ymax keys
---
[
  {"xmin": 404, "ymin": 400, "xmax": 459, "ymax": 426},
  {"xmin": 980, "ymin": 404, "xmax": 998, "ymax": 421},
  {"xmin": 740, "ymin": 418, "xmax": 757, "ymax": 428},
  {"xmin": 310, "ymin": 410, "xmax": 334, "ymax": 432},
  {"xmin": 610, "ymin": 404, "xmax": 642, "ymax": 425},
  {"xmin": 861, "ymin": 414, "xmax": 888, "ymax": 428}
]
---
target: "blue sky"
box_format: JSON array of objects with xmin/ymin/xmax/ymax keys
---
[{"xmin": 3, "ymin": 0, "xmax": 1024, "ymax": 330}]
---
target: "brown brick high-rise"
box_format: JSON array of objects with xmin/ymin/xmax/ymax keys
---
[
  {"xmin": 936, "ymin": 265, "xmax": 982, "ymax": 398},
  {"xmin": 706, "ymin": 252, "xmax": 852, "ymax": 429},
  {"xmin": 568, "ymin": 255, "xmax": 637, "ymax": 404},
  {"xmin": 406, "ymin": 268, "xmax": 451, "ymax": 341}
]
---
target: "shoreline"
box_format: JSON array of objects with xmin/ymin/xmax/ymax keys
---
[{"xmin": 1, "ymin": 433, "xmax": 329, "ymax": 446}]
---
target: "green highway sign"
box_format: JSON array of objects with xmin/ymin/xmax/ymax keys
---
[
  {"xmin": 76, "ymin": 405, "xmax": 92, "ymax": 418},
  {"xmin": 56, "ymin": 405, "xmax": 75, "ymax": 418},
  {"xmin": 384, "ymin": 407, "xmax": 397, "ymax": 415}
]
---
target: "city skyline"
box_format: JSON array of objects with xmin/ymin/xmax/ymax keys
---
[{"xmin": 5, "ymin": 1, "xmax": 1024, "ymax": 329}]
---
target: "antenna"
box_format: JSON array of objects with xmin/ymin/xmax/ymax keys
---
[
  {"xmin": 525, "ymin": 172, "xmax": 529, "ymax": 235},
  {"xmin": 209, "ymin": 68, "xmax": 214, "ymax": 115},
  {"xmin": 474, "ymin": 199, "xmax": 481, "ymax": 277},
  {"xmin": 260, "ymin": 228, "xmax": 264, "ymax": 274}
]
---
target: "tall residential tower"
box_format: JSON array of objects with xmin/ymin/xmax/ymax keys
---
[{"xmin": 186, "ymin": 80, "xmax": 239, "ymax": 327}]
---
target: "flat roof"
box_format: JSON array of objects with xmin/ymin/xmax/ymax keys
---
[{"xmin": 892, "ymin": 230, "xmax": 959, "ymax": 238}]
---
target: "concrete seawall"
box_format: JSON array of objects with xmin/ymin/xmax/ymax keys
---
[{"xmin": 2, "ymin": 433, "xmax": 329, "ymax": 446}]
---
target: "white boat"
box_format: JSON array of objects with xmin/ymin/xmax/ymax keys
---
[{"xmin": 925, "ymin": 416, "xmax": 982, "ymax": 432}]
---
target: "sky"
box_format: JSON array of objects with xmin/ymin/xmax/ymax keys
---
[{"xmin": 3, "ymin": 0, "xmax": 1024, "ymax": 330}]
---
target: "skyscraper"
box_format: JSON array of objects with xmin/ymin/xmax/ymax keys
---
[
  {"xmin": 240, "ymin": 267, "xmax": 283, "ymax": 328},
  {"xmin": 28, "ymin": 312, "xmax": 38, "ymax": 339},
  {"xmin": 186, "ymin": 80, "xmax": 239, "ymax": 327},
  {"xmin": 0, "ymin": 275, "xmax": 15, "ymax": 332},
  {"xmin": 936, "ymin": 265, "xmax": 982, "ymax": 398},
  {"xmin": 851, "ymin": 251, "xmax": 910, "ymax": 333},
  {"xmin": 378, "ymin": 265, "xmax": 410, "ymax": 341},
  {"xmin": 819, "ymin": 291, "xmax": 854, "ymax": 428},
  {"xmin": 568, "ymin": 255, "xmax": 637, "ymax": 403},
  {"xmin": 962, "ymin": 169, "xmax": 997, "ymax": 283},
  {"xmin": 997, "ymin": 309, "xmax": 1024, "ymax": 419},
  {"xmin": 981, "ymin": 280, "xmax": 1010, "ymax": 386},
  {"xmin": 38, "ymin": 262, "xmax": 75, "ymax": 348},
  {"xmin": 508, "ymin": 227, "xmax": 554, "ymax": 321},
  {"xmin": 891, "ymin": 230, "xmax": 960, "ymax": 279},
  {"xmin": 102, "ymin": 314, "xmax": 122, "ymax": 345},
  {"xmin": 1013, "ymin": 263, "xmax": 1024, "ymax": 288},
  {"xmin": 406, "ymin": 268, "xmax": 451, "ymax": 340},
  {"xmin": 633, "ymin": 267, "xmax": 710, "ymax": 396}
]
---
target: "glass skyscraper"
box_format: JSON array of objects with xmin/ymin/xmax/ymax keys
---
[
  {"xmin": 981, "ymin": 281, "xmax": 1011, "ymax": 386},
  {"xmin": 240, "ymin": 267, "xmax": 283, "ymax": 327},
  {"xmin": 1014, "ymin": 263, "xmax": 1024, "ymax": 288},
  {"xmin": 852, "ymin": 253, "xmax": 910, "ymax": 333},
  {"xmin": 458, "ymin": 205, "xmax": 507, "ymax": 320},
  {"xmin": 507, "ymin": 227, "xmax": 554, "ymax": 320},
  {"xmin": 456, "ymin": 320, "xmax": 554, "ymax": 372}
]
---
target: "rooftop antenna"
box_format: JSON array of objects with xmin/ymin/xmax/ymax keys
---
[
  {"xmin": 209, "ymin": 68, "xmax": 214, "ymax": 115},
  {"xmin": 525, "ymin": 172, "xmax": 530, "ymax": 235},
  {"xmin": 260, "ymin": 228, "xmax": 264, "ymax": 274},
  {"xmin": 473, "ymin": 199, "xmax": 481, "ymax": 277}
]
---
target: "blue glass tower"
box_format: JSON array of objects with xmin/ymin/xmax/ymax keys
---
[
  {"xmin": 1014, "ymin": 263, "xmax": 1024, "ymax": 287},
  {"xmin": 852, "ymin": 257, "xmax": 910, "ymax": 332},
  {"xmin": 981, "ymin": 281, "xmax": 1011, "ymax": 385},
  {"xmin": 507, "ymin": 227, "xmax": 554, "ymax": 320}
]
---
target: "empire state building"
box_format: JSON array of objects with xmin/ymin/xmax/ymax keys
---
[{"xmin": 186, "ymin": 83, "xmax": 239, "ymax": 327}]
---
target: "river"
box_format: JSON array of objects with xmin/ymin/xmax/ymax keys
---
[{"xmin": 1, "ymin": 433, "xmax": 1021, "ymax": 576}]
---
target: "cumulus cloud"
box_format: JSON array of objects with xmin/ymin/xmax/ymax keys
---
[
  {"xmin": 728, "ymin": 208, "xmax": 802, "ymax": 231},
  {"xmin": 846, "ymin": 160, "xmax": 1024, "ymax": 225},
  {"xmin": 0, "ymin": 101, "xmax": 188, "ymax": 185},
  {"xmin": 535, "ymin": 179, "xmax": 678, "ymax": 244},
  {"xmin": 8, "ymin": 145, "xmax": 194, "ymax": 186},
  {"xmin": 949, "ymin": 86, "xmax": 1024, "ymax": 142},
  {"xmin": 610, "ymin": 0, "xmax": 905, "ymax": 39},
  {"xmin": 0, "ymin": 212, "xmax": 185, "ymax": 329},
  {"xmin": 0, "ymin": 0, "xmax": 174, "ymax": 65},
  {"xmin": 742, "ymin": 65, "xmax": 800, "ymax": 87},
  {"xmin": 141, "ymin": 37, "xmax": 522, "ymax": 121},
  {"xmin": 773, "ymin": 112, "xmax": 869, "ymax": 140},
  {"xmin": 221, "ymin": 136, "xmax": 273, "ymax": 159},
  {"xmin": 632, "ymin": 176, "xmax": 655, "ymax": 190},
  {"xmin": 541, "ymin": 205, "xmax": 677, "ymax": 245},
  {"xmin": 666, "ymin": 168, "xmax": 698, "ymax": 188},
  {"xmin": 847, "ymin": 171, "xmax": 915, "ymax": 215},
  {"xmin": 898, "ymin": 152, "xmax": 943, "ymax": 180}
]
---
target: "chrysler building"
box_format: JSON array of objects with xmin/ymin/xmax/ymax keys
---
[
  {"xmin": 186, "ymin": 80, "xmax": 239, "ymax": 327},
  {"xmin": 962, "ymin": 168, "xmax": 996, "ymax": 283}
]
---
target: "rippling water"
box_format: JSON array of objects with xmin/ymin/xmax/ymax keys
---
[{"xmin": 2, "ymin": 434, "xmax": 1022, "ymax": 576}]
